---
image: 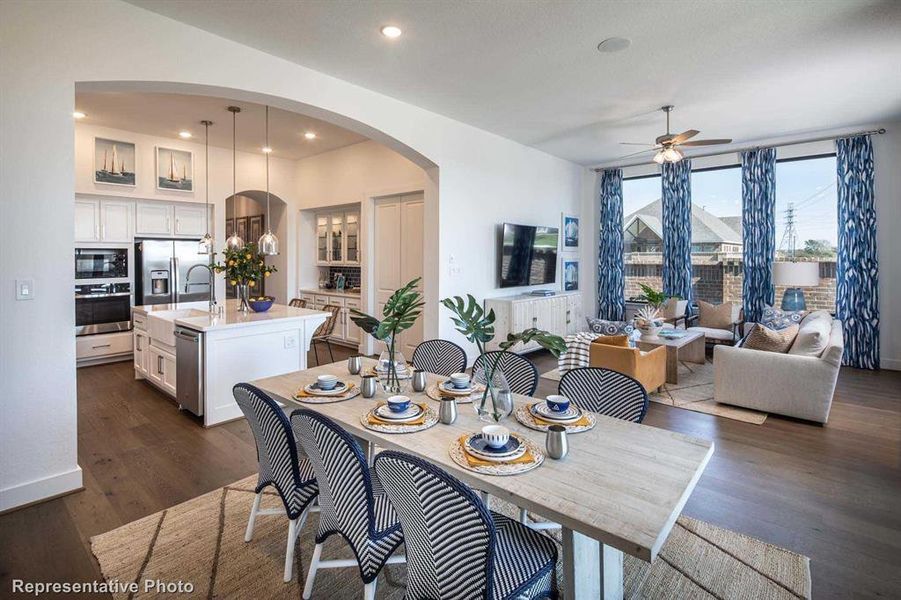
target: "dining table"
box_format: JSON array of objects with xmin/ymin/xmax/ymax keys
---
[{"xmin": 251, "ymin": 357, "xmax": 714, "ymax": 600}]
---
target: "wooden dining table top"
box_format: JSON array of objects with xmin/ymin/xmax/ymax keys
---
[{"xmin": 251, "ymin": 357, "xmax": 714, "ymax": 563}]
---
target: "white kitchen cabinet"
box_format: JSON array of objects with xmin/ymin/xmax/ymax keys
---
[
  {"xmin": 298, "ymin": 290, "xmax": 361, "ymax": 348},
  {"xmin": 485, "ymin": 292, "xmax": 582, "ymax": 353},
  {"xmin": 343, "ymin": 297, "xmax": 361, "ymax": 344},
  {"xmin": 136, "ymin": 202, "xmax": 174, "ymax": 236},
  {"xmin": 134, "ymin": 330, "xmax": 149, "ymax": 376},
  {"xmin": 99, "ymin": 199, "xmax": 133, "ymax": 242},
  {"xmin": 315, "ymin": 208, "xmax": 361, "ymax": 265},
  {"xmin": 75, "ymin": 199, "xmax": 100, "ymax": 242},
  {"xmin": 147, "ymin": 345, "xmax": 176, "ymax": 396},
  {"xmin": 173, "ymin": 204, "xmax": 207, "ymax": 237},
  {"xmin": 76, "ymin": 331, "xmax": 133, "ymax": 367}
]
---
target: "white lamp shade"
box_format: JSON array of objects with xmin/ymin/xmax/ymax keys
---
[{"xmin": 773, "ymin": 261, "xmax": 819, "ymax": 287}]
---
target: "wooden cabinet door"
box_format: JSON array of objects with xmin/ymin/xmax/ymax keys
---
[
  {"xmin": 75, "ymin": 199, "xmax": 100, "ymax": 242},
  {"xmin": 100, "ymin": 199, "xmax": 132, "ymax": 242},
  {"xmin": 136, "ymin": 202, "xmax": 173, "ymax": 236},
  {"xmin": 173, "ymin": 204, "xmax": 207, "ymax": 237}
]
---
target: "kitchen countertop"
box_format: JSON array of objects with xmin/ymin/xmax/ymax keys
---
[
  {"xmin": 133, "ymin": 300, "xmax": 329, "ymax": 333},
  {"xmin": 300, "ymin": 288, "xmax": 362, "ymax": 298}
]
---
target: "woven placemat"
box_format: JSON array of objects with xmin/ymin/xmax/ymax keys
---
[
  {"xmin": 360, "ymin": 404, "xmax": 438, "ymax": 434},
  {"xmin": 514, "ymin": 404, "xmax": 596, "ymax": 433},
  {"xmin": 448, "ymin": 433, "xmax": 544, "ymax": 476}
]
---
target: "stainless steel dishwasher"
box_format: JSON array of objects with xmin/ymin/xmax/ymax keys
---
[{"xmin": 174, "ymin": 327, "xmax": 204, "ymax": 416}]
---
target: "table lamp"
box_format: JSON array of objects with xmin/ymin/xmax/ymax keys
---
[{"xmin": 773, "ymin": 261, "xmax": 819, "ymax": 311}]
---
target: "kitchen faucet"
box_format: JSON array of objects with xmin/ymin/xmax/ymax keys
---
[{"xmin": 185, "ymin": 263, "xmax": 217, "ymax": 313}]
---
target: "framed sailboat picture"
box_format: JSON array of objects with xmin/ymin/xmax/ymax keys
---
[
  {"xmin": 94, "ymin": 138, "xmax": 136, "ymax": 187},
  {"xmin": 156, "ymin": 146, "xmax": 194, "ymax": 192}
]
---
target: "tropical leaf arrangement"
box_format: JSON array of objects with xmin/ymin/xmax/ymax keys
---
[
  {"xmin": 441, "ymin": 294, "xmax": 566, "ymax": 421},
  {"xmin": 638, "ymin": 283, "xmax": 669, "ymax": 309},
  {"xmin": 349, "ymin": 278, "xmax": 424, "ymax": 391}
]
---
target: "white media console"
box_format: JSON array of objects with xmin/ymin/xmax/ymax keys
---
[{"xmin": 484, "ymin": 291, "xmax": 583, "ymax": 353}]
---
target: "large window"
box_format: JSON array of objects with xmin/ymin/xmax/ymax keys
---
[
  {"xmin": 621, "ymin": 154, "xmax": 837, "ymax": 313},
  {"xmin": 775, "ymin": 155, "xmax": 837, "ymax": 312}
]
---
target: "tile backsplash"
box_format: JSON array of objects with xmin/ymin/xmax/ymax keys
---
[{"xmin": 321, "ymin": 266, "xmax": 361, "ymax": 289}]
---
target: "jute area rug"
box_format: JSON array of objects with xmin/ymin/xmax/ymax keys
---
[
  {"xmin": 541, "ymin": 361, "xmax": 767, "ymax": 425},
  {"xmin": 91, "ymin": 475, "xmax": 810, "ymax": 599}
]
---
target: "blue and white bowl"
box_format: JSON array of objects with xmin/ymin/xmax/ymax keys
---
[
  {"xmin": 387, "ymin": 395, "xmax": 411, "ymax": 413},
  {"xmin": 317, "ymin": 374, "xmax": 338, "ymax": 391},
  {"xmin": 546, "ymin": 395, "xmax": 570, "ymax": 413},
  {"xmin": 449, "ymin": 372, "xmax": 470, "ymax": 389}
]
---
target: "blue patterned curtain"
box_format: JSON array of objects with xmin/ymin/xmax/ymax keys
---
[
  {"xmin": 836, "ymin": 135, "xmax": 879, "ymax": 369},
  {"xmin": 662, "ymin": 160, "xmax": 693, "ymax": 301},
  {"xmin": 741, "ymin": 148, "xmax": 776, "ymax": 323},
  {"xmin": 597, "ymin": 169, "xmax": 625, "ymax": 320}
]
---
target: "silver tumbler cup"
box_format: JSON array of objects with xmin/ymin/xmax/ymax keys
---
[
  {"xmin": 348, "ymin": 355, "xmax": 362, "ymax": 375},
  {"xmin": 361, "ymin": 375, "xmax": 377, "ymax": 398},
  {"xmin": 546, "ymin": 425, "xmax": 568, "ymax": 459},
  {"xmin": 439, "ymin": 396, "xmax": 458, "ymax": 424},
  {"xmin": 412, "ymin": 369, "xmax": 427, "ymax": 392}
]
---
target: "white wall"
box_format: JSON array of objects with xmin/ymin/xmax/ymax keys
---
[
  {"xmin": 74, "ymin": 122, "xmax": 297, "ymax": 306},
  {"xmin": 0, "ymin": 0, "xmax": 584, "ymax": 510},
  {"xmin": 586, "ymin": 127, "xmax": 901, "ymax": 370}
]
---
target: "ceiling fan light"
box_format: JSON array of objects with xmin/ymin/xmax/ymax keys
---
[
  {"xmin": 653, "ymin": 151, "xmax": 665, "ymax": 164},
  {"xmin": 663, "ymin": 147, "xmax": 683, "ymax": 162}
]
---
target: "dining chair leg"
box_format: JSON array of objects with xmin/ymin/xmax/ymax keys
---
[
  {"xmin": 364, "ymin": 579, "xmax": 377, "ymax": 600},
  {"xmin": 244, "ymin": 491, "xmax": 263, "ymax": 542},
  {"xmin": 283, "ymin": 517, "xmax": 300, "ymax": 583},
  {"xmin": 312, "ymin": 340, "xmax": 321, "ymax": 366},
  {"xmin": 302, "ymin": 542, "xmax": 323, "ymax": 599},
  {"xmin": 327, "ymin": 340, "xmax": 335, "ymax": 363}
]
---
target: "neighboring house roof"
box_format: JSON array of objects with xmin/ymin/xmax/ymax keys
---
[
  {"xmin": 720, "ymin": 216, "xmax": 743, "ymax": 239},
  {"xmin": 624, "ymin": 198, "xmax": 742, "ymax": 244}
]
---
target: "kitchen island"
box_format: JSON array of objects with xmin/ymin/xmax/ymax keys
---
[{"xmin": 132, "ymin": 300, "xmax": 328, "ymax": 427}]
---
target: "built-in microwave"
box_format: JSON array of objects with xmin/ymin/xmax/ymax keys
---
[{"xmin": 75, "ymin": 248, "xmax": 128, "ymax": 280}]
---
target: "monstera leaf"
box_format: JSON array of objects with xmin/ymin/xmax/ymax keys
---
[
  {"xmin": 350, "ymin": 277, "xmax": 424, "ymax": 342},
  {"xmin": 499, "ymin": 328, "xmax": 567, "ymax": 358},
  {"xmin": 441, "ymin": 294, "xmax": 496, "ymax": 346}
]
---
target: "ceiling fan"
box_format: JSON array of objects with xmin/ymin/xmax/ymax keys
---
[{"xmin": 619, "ymin": 105, "xmax": 732, "ymax": 164}]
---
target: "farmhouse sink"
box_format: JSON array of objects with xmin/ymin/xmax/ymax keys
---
[{"xmin": 148, "ymin": 309, "xmax": 210, "ymax": 347}]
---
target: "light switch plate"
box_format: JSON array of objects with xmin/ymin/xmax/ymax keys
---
[{"xmin": 16, "ymin": 279, "xmax": 34, "ymax": 300}]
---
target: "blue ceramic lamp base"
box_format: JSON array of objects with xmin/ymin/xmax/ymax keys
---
[{"xmin": 780, "ymin": 288, "xmax": 807, "ymax": 311}]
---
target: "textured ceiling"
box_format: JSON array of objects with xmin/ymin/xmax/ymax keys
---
[{"xmin": 126, "ymin": 0, "xmax": 901, "ymax": 166}]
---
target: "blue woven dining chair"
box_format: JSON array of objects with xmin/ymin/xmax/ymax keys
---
[
  {"xmin": 558, "ymin": 367, "xmax": 649, "ymax": 423},
  {"xmin": 472, "ymin": 351, "xmax": 539, "ymax": 396},
  {"xmin": 374, "ymin": 450, "xmax": 558, "ymax": 599},
  {"xmin": 232, "ymin": 384, "xmax": 319, "ymax": 583},
  {"xmin": 290, "ymin": 409, "xmax": 406, "ymax": 600},
  {"xmin": 411, "ymin": 339, "xmax": 468, "ymax": 377}
]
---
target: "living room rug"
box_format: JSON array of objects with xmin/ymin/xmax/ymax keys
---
[
  {"xmin": 91, "ymin": 475, "xmax": 810, "ymax": 599},
  {"xmin": 541, "ymin": 361, "xmax": 768, "ymax": 425}
]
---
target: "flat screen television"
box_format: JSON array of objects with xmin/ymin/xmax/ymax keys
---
[{"xmin": 499, "ymin": 223, "xmax": 559, "ymax": 288}]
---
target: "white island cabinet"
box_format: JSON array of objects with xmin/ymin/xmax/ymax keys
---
[{"xmin": 133, "ymin": 300, "xmax": 328, "ymax": 427}]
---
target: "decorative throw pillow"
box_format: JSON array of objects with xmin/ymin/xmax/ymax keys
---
[
  {"xmin": 592, "ymin": 334, "xmax": 630, "ymax": 348},
  {"xmin": 585, "ymin": 318, "xmax": 634, "ymax": 336},
  {"xmin": 759, "ymin": 306, "xmax": 807, "ymax": 331},
  {"xmin": 789, "ymin": 312, "xmax": 832, "ymax": 357},
  {"xmin": 743, "ymin": 323, "xmax": 799, "ymax": 353},
  {"xmin": 698, "ymin": 301, "xmax": 734, "ymax": 330}
]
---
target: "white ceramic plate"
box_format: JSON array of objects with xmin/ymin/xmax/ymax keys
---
[
  {"xmin": 303, "ymin": 381, "xmax": 349, "ymax": 396},
  {"xmin": 530, "ymin": 402, "xmax": 583, "ymax": 422},
  {"xmin": 373, "ymin": 404, "xmax": 424, "ymax": 422},
  {"xmin": 464, "ymin": 433, "xmax": 527, "ymax": 461}
]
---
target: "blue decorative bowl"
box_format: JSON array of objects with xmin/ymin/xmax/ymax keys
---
[
  {"xmin": 248, "ymin": 296, "xmax": 275, "ymax": 312},
  {"xmin": 546, "ymin": 395, "xmax": 570, "ymax": 413}
]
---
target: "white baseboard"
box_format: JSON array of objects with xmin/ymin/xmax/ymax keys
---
[
  {"xmin": 0, "ymin": 466, "xmax": 83, "ymax": 512},
  {"xmin": 880, "ymin": 357, "xmax": 901, "ymax": 371}
]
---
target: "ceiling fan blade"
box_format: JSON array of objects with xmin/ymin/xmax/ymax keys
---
[
  {"xmin": 669, "ymin": 129, "xmax": 699, "ymax": 145},
  {"xmin": 618, "ymin": 148, "xmax": 659, "ymax": 159},
  {"xmin": 678, "ymin": 138, "xmax": 733, "ymax": 147},
  {"xmin": 619, "ymin": 142, "xmax": 658, "ymax": 147}
]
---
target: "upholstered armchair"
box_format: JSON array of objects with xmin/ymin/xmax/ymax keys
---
[
  {"xmin": 660, "ymin": 298, "xmax": 689, "ymax": 328},
  {"xmin": 686, "ymin": 302, "xmax": 744, "ymax": 346},
  {"xmin": 588, "ymin": 339, "xmax": 666, "ymax": 393}
]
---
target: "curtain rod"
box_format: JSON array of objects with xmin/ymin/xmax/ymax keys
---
[{"xmin": 591, "ymin": 127, "xmax": 886, "ymax": 172}]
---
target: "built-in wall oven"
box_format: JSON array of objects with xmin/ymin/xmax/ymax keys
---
[
  {"xmin": 75, "ymin": 247, "xmax": 128, "ymax": 280},
  {"xmin": 75, "ymin": 283, "xmax": 132, "ymax": 336}
]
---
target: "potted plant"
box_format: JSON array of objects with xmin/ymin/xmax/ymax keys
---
[
  {"xmin": 441, "ymin": 294, "xmax": 566, "ymax": 422},
  {"xmin": 349, "ymin": 278, "xmax": 424, "ymax": 394},
  {"xmin": 211, "ymin": 242, "xmax": 277, "ymax": 312},
  {"xmin": 636, "ymin": 283, "xmax": 671, "ymax": 338}
]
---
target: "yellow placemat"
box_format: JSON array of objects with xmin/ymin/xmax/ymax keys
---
[
  {"xmin": 457, "ymin": 435, "xmax": 534, "ymax": 468},
  {"xmin": 294, "ymin": 382, "xmax": 355, "ymax": 398}
]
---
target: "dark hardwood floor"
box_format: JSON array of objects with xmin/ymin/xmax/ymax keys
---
[{"xmin": 1, "ymin": 346, "xmax": 899, "ymax": 599}]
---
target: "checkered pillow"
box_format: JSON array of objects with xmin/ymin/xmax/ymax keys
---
[
  {"xmin": 585, "ymin": 318, "xmax": 635, "ymax": 336},
  {"xmin": 759, "ymin": 306, "xmax": 807, "ymax": 330}
]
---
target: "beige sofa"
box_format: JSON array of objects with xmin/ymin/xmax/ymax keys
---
[{"xmin": 713, "ymin": 318, "xmax": 843, "ymax": 423}]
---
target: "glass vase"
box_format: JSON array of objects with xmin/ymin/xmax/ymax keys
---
[
  {"xmin": 236, "ymin": 284, "xmax": 251, "ymax": 312},
  {"xmin": 376, "ymin": 342, "xmax": 409, "ymax": 395},
  {"xmin": 472, "ymin": 364, "xmax": 513, "ymax": 423}
]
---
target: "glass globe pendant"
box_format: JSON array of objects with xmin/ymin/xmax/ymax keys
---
[
  {"xmin": 198, "ymin": 120, "xmax": 214, "ymax": 254},
  {"xmin": 225, "ymin": 106, "xmax": 244, "ymax": 250},
  {"xmin": 258, "ymin": 105, "xmax": 279, "ymax": 256}
]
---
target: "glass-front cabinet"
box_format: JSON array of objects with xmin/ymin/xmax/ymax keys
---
[{"xmin": 316, "ymin": 208, "xmax": 361, "ymax": 266}]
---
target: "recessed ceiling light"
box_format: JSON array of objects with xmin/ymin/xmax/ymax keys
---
[
  {"xmin": 380, "ymin": 25, "xmax": 402, "ymax": 39},
  {"xmin": 179, "ymin": 130, "xmax": 193, "ymax": 139},
  {"xmin": 597, "ymin": 37, "xmax": 631, "ymax": 53},
  {"xmin": 304, "ymin": 131, "xmax": 317, "ymax": 140},
  {"xmin": 262, "ymin": 146, "xmax": 273, "ymax": 154},
  {"xmin": 73, "ymin": 111, "xmax": 86, "ymax": 119}
]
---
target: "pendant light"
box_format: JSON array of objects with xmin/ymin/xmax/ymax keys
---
[
  {"xmin": 258, "ymin": 105, "xmax": 279, "ymax": 255},
  {"xmin": 225, "ymin": 106, "xmax": 244, "ymax": 251},
  {"xmin": 197, "ymin": 119, "xmax": 214, "ymax": 254}
]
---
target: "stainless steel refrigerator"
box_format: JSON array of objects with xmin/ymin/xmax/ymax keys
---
[{"xmin": 135, "ymin": 239, "xmax": 211, "ymax": 306}]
